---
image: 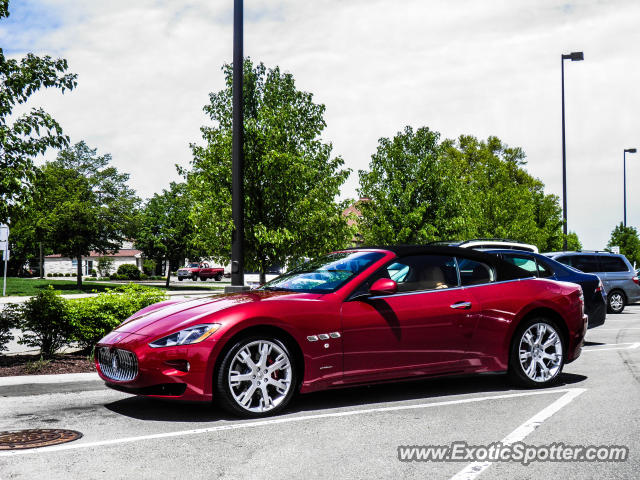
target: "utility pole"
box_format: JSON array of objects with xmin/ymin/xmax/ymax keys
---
[{"xmin": 226, "ymin": 0, "xmax": 250, "ymax": 293}]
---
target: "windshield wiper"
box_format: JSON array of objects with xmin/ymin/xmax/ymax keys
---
[{"xmin": 262, "ymin": 286, "xmax": 292, "ymax": 292}]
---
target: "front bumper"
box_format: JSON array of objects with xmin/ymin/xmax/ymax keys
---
[{"xmin": 95, "ymin": 331, "xmax": 218, "ymax": 402}]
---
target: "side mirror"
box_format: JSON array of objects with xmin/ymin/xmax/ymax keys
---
[{"xmin": 369, "ymin": 278, "xmax": 397, "ymax": 296}]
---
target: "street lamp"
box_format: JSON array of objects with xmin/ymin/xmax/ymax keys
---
[
  {"xmin": 624, "ymin": 148, "xmax": 637, "ymax": 227},
  {"xmin": 226, "ymin": 0, "xmax": 250, "ymax": 293},
  {"xmin": 561, "ymin": 51, "xmax": 584, "ymax": 251}
]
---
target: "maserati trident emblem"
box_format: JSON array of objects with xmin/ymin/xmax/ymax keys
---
[{"xmin": 111, "ymin": 354, "xmax": 119, "ymax": 371}]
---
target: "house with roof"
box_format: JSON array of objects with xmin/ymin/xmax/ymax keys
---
[{"xmin": 44, "ymin": 241, "xmax": 143, "ymax": 276}]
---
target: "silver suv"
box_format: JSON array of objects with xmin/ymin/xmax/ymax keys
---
[{"xmin": 543, "ymin": 251, "xmax": 640, "ymax": 314}]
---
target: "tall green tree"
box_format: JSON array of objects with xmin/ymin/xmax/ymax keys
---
[
  {"xmin": 452, "ymin": 135, "xmax": 579, "ymax": 251},
  {"xmin": 357, "ymin": 126, "xmax": 475, "ymax": 244},
  {"xmin": 32, "ymin": 142, "xmax": 140, "ymax": 287},
  {"xmin": 607, "ymin": 223, "xmax": 640, "ymax": 267},
  {"xmin": 357, "ymin": 127, "xmax": 581, "ymax": 251},
  {"xmin": 0, "ymin": 0, "xmax": 77, "ymax": 223},
  {"xmin": 184, "ymin": 59, "xmax": 353, "ymax": 283},
  {"xmin": 136, "ymin": 182, "xmax": 202, "ymax": 287}
]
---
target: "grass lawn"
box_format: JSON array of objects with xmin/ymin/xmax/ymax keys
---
[{"xmin": 2, "ymin": 278, "xmax": 226, "ymax": 297}]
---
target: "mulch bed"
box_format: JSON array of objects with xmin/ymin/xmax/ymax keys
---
[{"xmin": 0, "ymin": 354, "xmax": 96, "ymax": 377}]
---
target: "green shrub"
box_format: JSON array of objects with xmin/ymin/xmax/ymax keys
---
[
  {"xmin": 0, "ymin": 305, "xmax": 16, "ymax": 352},
  {"xmin": 10, "ymin": 287, "xmax": 74, "ymax": 358},
  {"xmin": 67, "ymin": 284, "xmax": 167, "ymax": 349},
  {"xmin": 142, "ymin": 259, "xmax": 156, "ymax": 275},
  {"xmin": 47, "ymin": 273, "xmax": 53, "ymax": 278},
  {"xmin": 90, "ymin": 269, "xmax": 97, "ymax": 277},
  {"xmin": 25, "ymin": 356, "xmax": 52, "ymax": 374},
  {"xmin": 140, "ymin": 273, "xmax": 148, "ymax": 280},
  {"xmin": 109, "ymin": 273, "xmax": 128, "ymax": 281},
  {"xmin": 97, "ymin": 257, "xmax": 115, "ymax": 277},
  {"xmin": 116, "ymin": 264, "xmax": 141, "ymax": 280}
]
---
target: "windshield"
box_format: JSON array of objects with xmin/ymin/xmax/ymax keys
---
[
  {"xmin": 187, "ymin": 263, "xmax": 199, "ymax": 268},
  {"xmin": 259, "ymin": 251, "xmax": 385, "ymax": 293}
]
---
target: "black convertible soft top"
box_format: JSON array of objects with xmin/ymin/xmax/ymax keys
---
[{"xmin": 348, "ymin": 245, "xmax": 532, "ymax": 282}]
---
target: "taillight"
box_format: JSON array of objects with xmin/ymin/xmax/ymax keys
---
[
  {"xmin": 633, "ymin": 276, "xmax": 639, "ymax": 285},
  {"xmin": 578, "ymin": 288, "xmax": 584, "ymax": 315},
  {"xmin": 595, "ymin": 280, "xmax": 603, "ymax": 293}
]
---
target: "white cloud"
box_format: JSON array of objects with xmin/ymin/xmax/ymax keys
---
[{"xmin": 3, "ymin": 0, "xmax": 640, "ymax": 249}]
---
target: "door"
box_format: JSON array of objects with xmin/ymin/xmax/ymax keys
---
[
  {"xmin": 599, "ymin": 255, "xmax": 632, "ymax": 296},
  {"xmin": 341, "ymin": 254, "xmax": 477, "ymax": 382}
]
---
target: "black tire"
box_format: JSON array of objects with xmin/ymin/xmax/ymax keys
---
[
  {"xmin": 607, "ymin": 290, "xmax": 626, "ymax": 314},
  {"xmin": 215, "ymin": 335, "xmax": 298, "ymax": 418},
  {"xmin": 215, "ymin": 274, "xmax": 223, "ymax": 281},
  {"xmin": 508, "ymin": 317, "xmax": 565, "ymax": 388},
  {"xmin": 200, "ymin": 276, "xmax": 207, "ymax": 281},
  {"xmin": 191, "ymin": 274, "xmax": 198, "ymax": 281},
  {"xmin": 178, "ymin": 277, "xmax": 183, "ymax": 281}
]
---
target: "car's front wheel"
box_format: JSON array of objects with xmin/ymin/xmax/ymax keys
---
[
  {"xmin": 215, "ymin": 336, "xmax": 297, "ymax": 418},
  {"xmin": 607, "ymin": 290, "xmax": 625, "ymax": 314},
  {"xmin": 509, "ymin": 318, "xmax": 564, "ymax": 387}
]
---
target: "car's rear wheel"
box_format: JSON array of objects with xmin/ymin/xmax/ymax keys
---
[
  {"xmin": 215, "ymin": 274, "xmax": 223, "ymax": 281},
  {"xmin": 509, "ymin": 318, "xmax": 564, "ymax": 387},
  {"xmin": 215, "ymin": 336, "xmax": 297, "ymax": 418},
  {"xmin": 607, "ymin": 290, "xmax": 625, "ymax": 314},
  {"xmin": 200, "ymin": 276, "xmax": 207, "ymax": 281}
]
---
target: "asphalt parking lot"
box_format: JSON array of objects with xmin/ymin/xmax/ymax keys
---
[{"xmin": 1, "ymin": 307, "xmax": 639, "ymax": 480}]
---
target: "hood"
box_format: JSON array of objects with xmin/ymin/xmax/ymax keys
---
[{"xmin": 110, "ymin": 290, "xmax": 321, "ymax": 337}]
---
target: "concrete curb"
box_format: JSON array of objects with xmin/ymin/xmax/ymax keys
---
[{"xmin": 0, "ymin": 372, "xmax": 100, "ymax": 386}]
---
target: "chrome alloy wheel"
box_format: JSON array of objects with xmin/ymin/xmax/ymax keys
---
[
  {"xmin": 609, "ymin": 292, "xmax": 624, "ymax": 312},
  {"xmin": 518, "ymin": 322, "xmax": 563, "ymax": 383},
  {"xmin": 227, "ymin": 340, "xmax": 293, "ymax": 413}
]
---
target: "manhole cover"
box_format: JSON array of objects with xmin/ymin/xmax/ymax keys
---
[{"xmin": 0, "ymin": 429, "xmax": 83, "ymax": 450}]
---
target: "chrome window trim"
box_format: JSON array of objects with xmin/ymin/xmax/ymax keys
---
[{"xmin": 369, "ymin": 276, "xmax": 535, "ymax": 300}]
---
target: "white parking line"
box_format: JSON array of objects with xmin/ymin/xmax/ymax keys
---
[
  {"xmin": 582, "ymin": 342, "xmax": 640, "ymax": 352},
  {"xmin": 449, "ymin": 388, "xmax": 586, "ymax": 480},
  {"xmin": 0, "ymin": 388, "xmax": 583, "ymax": 457},
  {"xmin": 591, "ymin": 328, "xmax": 640, "ymax": 331}
]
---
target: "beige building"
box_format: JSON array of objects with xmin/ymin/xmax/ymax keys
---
[{"xmin": 44, "ymin": 249, "xmax": 143, "ymax": 276}]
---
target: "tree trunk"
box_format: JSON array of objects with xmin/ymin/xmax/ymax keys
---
[
  {"xmin": 76, "ymin": 254, "xmax": 83, "ymax": 288},
  {"xmin": 165, "ymin": 258, "xmax": 171, "ymax": 288},
  {"xmin": 259, "ymin": 270, "xmax": 266, "ymax": 286}
]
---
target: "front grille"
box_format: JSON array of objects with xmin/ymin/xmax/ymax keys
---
[{"xmin": 97, "ymin": 347, "xmax": 138, "ymax": 382}]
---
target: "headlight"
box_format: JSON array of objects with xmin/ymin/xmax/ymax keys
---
[{"xmin": 148, "ymin": 324, "xmax": 221, "ymax": 348}]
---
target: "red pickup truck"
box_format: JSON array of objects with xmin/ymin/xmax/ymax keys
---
[{"xmin": 177, "ymin": 262, "xmax": 224, "ymax": 281}]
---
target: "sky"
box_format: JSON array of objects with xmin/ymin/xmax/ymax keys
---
[{"xmin": 1, "ymin": 0, "xmax": 639, "ymax": 250}]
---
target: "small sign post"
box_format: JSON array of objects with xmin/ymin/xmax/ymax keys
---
[
  {"xmin": 611, "ymin": 246, "xmax": 620, "ymax": 254},
  {"xmin": 0, "ymin": 225, "xmax": 9, "ymax": 297}
]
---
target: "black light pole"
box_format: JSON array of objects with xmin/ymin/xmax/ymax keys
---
[
  {"xmin": 624, "ymin": 148, "xmax": 637, "ymax": 227},
  {"xmin": 561, "ymin": 51, "xmax": 584, "ymax": 251},
  {"xmin": 226, "ymin": 0, "xmax": 249, "ymax": 293}
]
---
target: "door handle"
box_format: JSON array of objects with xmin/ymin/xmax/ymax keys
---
[{"xmin": 450, "ymin": 301, "xmax": 472, "ymax": 310}]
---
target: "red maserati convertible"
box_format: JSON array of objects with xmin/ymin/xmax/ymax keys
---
[{"xmin": 95, "ymin": 246, "xmax": 587, "ymax": 417}]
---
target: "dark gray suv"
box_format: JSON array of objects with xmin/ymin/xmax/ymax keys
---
[{"xmin": 543, "ymin": 251, "xmax": 640, "ymax": 314}]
